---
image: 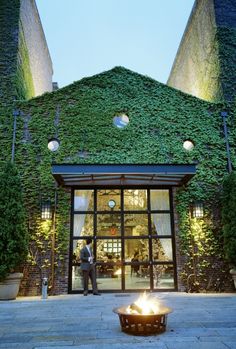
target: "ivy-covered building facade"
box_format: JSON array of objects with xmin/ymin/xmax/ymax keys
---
[{"xmin": 1, "ymin": 0, "xmax": 236, "ymax": 295}]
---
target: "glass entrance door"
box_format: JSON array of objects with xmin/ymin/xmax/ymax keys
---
[{"xmin": 70, "ymin": 188, "xmax": 176, "ymax": 292}]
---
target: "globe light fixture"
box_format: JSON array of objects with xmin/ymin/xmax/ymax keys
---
[
  {"xmin": 48, "ymin": 138, "xmax": 60, "ymax": 152},
  {"xmin": 183, "ymin": 139, "xmax": 194, "ymax": 151}
]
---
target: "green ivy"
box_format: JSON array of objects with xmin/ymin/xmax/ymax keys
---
[
  {"xmin": 7, "ymin": 66, "xmax": 230, "ymax": 292},
  {"xmin": 0, "ymin": 162, "xmax": 28, "ymax": 281},
  {"xmin": 222, "ymin": 172, "xmax": 236, "ymax": 266}
]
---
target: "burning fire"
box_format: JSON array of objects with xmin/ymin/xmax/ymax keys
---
[{"xmin": 126, "ymin": 292, "xmax": 160, "ymax": 315}]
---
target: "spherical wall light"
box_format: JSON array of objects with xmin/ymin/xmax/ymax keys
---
[
  {"xmin": 183, "ymin": 139, "xmax": 194, "ymax": 151},
  {"xmin": 48, "ymin": 138, "xmax": 60, "ymax": 152}
]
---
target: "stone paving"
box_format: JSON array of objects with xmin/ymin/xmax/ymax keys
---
[{"xmin": 0, "ymin": 292, "xmax": 236, "ymax": 349}]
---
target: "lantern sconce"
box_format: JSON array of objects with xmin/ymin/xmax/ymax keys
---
[
  {"xmin": 41, "ymin": 200, "xmax": 52, "ymax": 220},
  {"xmin": 191, "ymin": 201, "xmax": 204, "ymax": 218}
]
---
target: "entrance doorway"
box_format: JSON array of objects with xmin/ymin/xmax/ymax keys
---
[{"xmin": 69, "ymin": 188, "xmax": 177, "ymax": 292}]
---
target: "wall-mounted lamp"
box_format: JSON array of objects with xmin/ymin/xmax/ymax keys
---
[
  {"xmin": 183, "ymin": 139, "xmax": 195, "ymax": 151},
  {"xmin": 48, "ymin": 138, "xmax": 60, "ymax": 152},
  {"xmin": 191, "ymin": 201, "xmax": 204, "ymax": 218},
  {"xmin": 41, "ymin": 200, "xmax": 52, "ymax": 220}
]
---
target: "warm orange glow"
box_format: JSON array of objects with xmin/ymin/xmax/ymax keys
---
[{"xmin": 126, "ymin": 292, "xmax": 160, "ymax": 315}]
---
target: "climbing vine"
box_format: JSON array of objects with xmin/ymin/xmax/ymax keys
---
[
  {"xmin": 6, "ymin": 66, "xmax": 231, "ymax": 293},
  {"xmin": 0, "ymin": 1, "xmax": 236, "ymax": 295}
]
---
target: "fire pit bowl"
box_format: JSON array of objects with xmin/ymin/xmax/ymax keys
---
[{"xmin": 113, "ymin": 305, "xmax": 172, "ymax": 336}]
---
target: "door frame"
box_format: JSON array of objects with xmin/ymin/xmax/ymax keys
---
[{"xmin": 68, "ymin": 185, "xmax": 178, "ymax": 293}]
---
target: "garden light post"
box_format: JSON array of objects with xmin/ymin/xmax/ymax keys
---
[{"xmin": 221, "ymin": 111, "xmax": 232, "ymax": 173}]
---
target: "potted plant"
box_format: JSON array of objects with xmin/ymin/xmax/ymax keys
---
[
  {"xmin": 222, "ymin": 171, "xmax": 236, "ymax": 289},
  {"xmin": 0, "ymin": 161, "xmax": 29, "ymax": 299}
]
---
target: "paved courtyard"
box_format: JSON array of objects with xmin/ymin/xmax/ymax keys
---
[{"xmin": 0, "ymin": 292, "xmax": 236, "ymax": 349}]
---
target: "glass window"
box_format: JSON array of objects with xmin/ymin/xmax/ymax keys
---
[
  {"xmin": 124, "ymin": 239, "xmax": 149, "ymax": 262},
  {"xmin": 124, "ymin": 213, "xmax": 148, "ymax": 236},
  {"xmin": 151, "ymin": 213, "xmax": 171, "ymax": 236},
  {"xmin": 72, "ymin": 240, "xmax": 85, "ymax": 263},
  {"xmin": 125, "ymin": 265, "xmax": 150, "ymax": 290},
  {"xmin": 153, "ymin": 265, "xmax": 175, "ymax": 289},
  {"xmin": 152, "ymin": 239, "xmax": 173, "ymax": 261},
  {"xmin": 97, "ymin": 214, "xmax": 121, "ymax": 236},
  {"xmin": 150, "ymin": 190, "xmax": 170, "ymax": 210},
  {"xmin": 97, "ymin": 190, "xmax": 121, "ymax": 211},
  {"xmin": 71, "ymin": 266, "xmax": 83, "ymax": 291},
  {"xmin": 113, "ymin": 114, "xmax": 129, "ymax": 128},
  {"xmin": 70, "ymin": 188, "xmax": 175, "ymax": 292},
  {"xmin": 96, "ymin": 239, "xmax": 121, "ymax": 262},
  {"xmin": 73, "ymin": 214, "xmax": 93, "ymax": 237},
  {"xmin": 74, "ymin": 190, "xmax": 94, "ymax": 211},
  {"xmin": 96, "ymin": 265, "xmax": 121, "ymax": 290},
  {"xmin": 124, "ymin": 189, "xmax": 147, "ymax": 210}
]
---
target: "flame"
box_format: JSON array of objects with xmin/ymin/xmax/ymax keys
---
[{"xmin": 126, "ymin": 291, "xmax": 160, "ymax": 315}]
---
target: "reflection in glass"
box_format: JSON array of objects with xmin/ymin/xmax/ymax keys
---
[
  {"xmin": 124, "ymin": 214, "xmax": 148, "ymax": 236},
  {"xmin": 97, "ymin": 214, "xmax": 121, "ymax": 236},
  {"xmin": 96, "ymin": 264, "xmax": 121, "ymax": 289},
  {"xmin": 124, "ymin": 239, "xmax": 149, "ymax": 262},
  {"xmin": 72, "ymin": 240, "xmax": 88, "ymax": 263},
  {"xmin": 125, "ymin": 265, "xmax": 150, "ymax": 290},
  {"xmin": 152, "ymin": 239, "xmax": 173, "ymax": 261},
  {"xmin": 97, "ymin": 190, "xmax": 121, "ymax": 211},
  {"xmin": 73, "ymin": 214, "xmax": 93, "ymax": 237},
  {"xmin": 153, "ymin": 265, "xmax": 174, "ymax": 289},
  {"xmin": 124, "ymin": 190, "xmax": 147, "ymax": 210},
  {"xmin": 72, "ymin": 266, "xmax": 83, "ymax": 290},
  {"xmin": 74, "ymin": 190, "xmax": 94, "ymax": 211},
  {"xmin": 151, "ymin": 213, "xmax": 171, "ymax": 236},
  {"xmin": 96, "ymin": 239, "xmax": 121, "ymax": 262},
  {"xmin": 150, "ymin": 190, "xmax": 170, "ymax": 210}
]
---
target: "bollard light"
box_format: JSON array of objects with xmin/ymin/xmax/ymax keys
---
[{"xmin": 41, "ymin": 277, "xmax": 48, "ymax": 299}]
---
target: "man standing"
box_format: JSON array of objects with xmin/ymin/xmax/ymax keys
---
[{"xmin": 80, "ymin": 238, "xmax": 101, "ymax": 296}]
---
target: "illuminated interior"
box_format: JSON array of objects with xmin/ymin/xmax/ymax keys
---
[{"xmin": 71, "ymin": 188, "xmax": 175, "ymax": 292}]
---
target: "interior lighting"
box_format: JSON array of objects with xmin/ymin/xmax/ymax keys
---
[{"xmin": 108, "ymin": 199, "xmax": 116, "ymax": 209}]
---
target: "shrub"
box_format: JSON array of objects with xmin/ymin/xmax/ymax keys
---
[{"xmin": 0, "ymin": 162, "xmax": 29, "ymax": 280}]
